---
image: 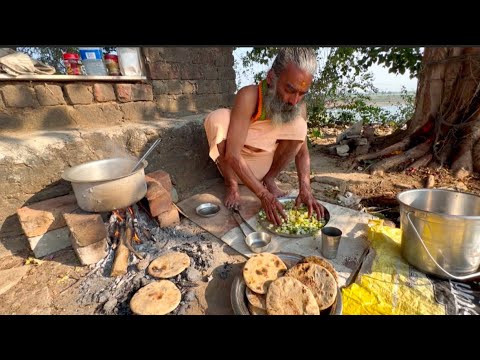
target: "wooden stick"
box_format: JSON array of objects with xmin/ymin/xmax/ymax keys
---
[{"xmin": 110, "ymin": 226, "xmax": 130, "ymax": 277}]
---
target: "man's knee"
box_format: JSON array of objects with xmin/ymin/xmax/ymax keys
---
[{"xmin": 276, "ymin": 139, "xmax": 304, "ymax": 151}]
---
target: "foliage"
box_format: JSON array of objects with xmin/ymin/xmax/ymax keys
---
[
  {"xmin": 15, "ymin": 47, "xmax": 117, "ymax": 74},
  {"xmin": 236, "ymin": 47, "xmax": 423, "ymax": 136}
]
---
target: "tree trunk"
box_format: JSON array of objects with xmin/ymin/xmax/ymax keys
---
[{"xmin": 358, "ymin": 47, "xmax": 480, "ymax": 178}]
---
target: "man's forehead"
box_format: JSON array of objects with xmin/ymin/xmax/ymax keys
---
[{"xmin": 282, "ymin": 63, "xmax": 312, "ymax": 91}]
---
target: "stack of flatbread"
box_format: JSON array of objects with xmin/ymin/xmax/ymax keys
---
[
  {"xmin": 243, "ymin": 253, "xmax": 338, "ymax": 315},
  {"xmin": 130, "ymin": 251, "xmax": 191, "ymax": 315}
]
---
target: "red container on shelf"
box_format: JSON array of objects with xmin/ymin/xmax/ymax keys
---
[
  {"xmin": 63, "ymin": 53, "xmax": 83, "ymax": 75},
  {"xmin": 104, "ymin": 53, "xmax": 120, "ymax": 76}
]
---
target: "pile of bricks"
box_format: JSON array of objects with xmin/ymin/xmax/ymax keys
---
[
  {"xmin": 144, "ymin": 170, "xmax": 180, "ymax": 228},
  {"xmin": 16, "ymin": 171, "xmax": 180, "ymax": 265}
]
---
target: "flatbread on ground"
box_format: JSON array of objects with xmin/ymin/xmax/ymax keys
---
[
  {"xmin": 130, "ymin": 280, "xmax": 181, "ymax": 315},
  {"xmin": 248, "ymin": 302, "xmax": 267, "ymax": 315},
  {"xmin": 246, "ymin": 286, "xmax": 266, "ymax": 309},
  {"xmin": 285, "ymin": 262, "xmax": 337, "ymax": 310},
  {"xmin": 266, "ymin": 276, "xmax": 320, "ymax": 315},
  {"xmin": 147, "ymin": 252, "xmax": 190, "ymax": 278},
  {"xmin": 301, "ymin": 256, "xmax": 339, "ymax": 283},
  {"xmin": 243, "ymin": 253, "xmax": 287, "ymax": 294}
]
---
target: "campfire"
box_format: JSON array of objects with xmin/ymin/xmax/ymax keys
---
[{"xmin": 76, "ymin": 202, "xmax": 215, "ymax": 315}]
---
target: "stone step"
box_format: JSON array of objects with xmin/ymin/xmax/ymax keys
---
[{"xmin": 0, "ymin": 115, "xmax": 219, "ymax": 239}]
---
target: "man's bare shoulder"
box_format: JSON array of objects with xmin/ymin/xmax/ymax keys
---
[
  {"xmin": 235, "ymin": 84, "xmax": 258, "ymax": 101},
  {"xmin": 232, "ymin": 84, "xmax": 259, "ymax": 116}
]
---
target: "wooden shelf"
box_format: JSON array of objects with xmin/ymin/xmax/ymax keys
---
[{"xmin": 0, "ymin": 74, "xmax": 147, "ymax": 82}]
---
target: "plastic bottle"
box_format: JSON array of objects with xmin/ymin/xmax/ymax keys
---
[
  {"xmin": 63, "ymin": 53, "xmax": 83, "ymax": 75},
  {"xmin": 104, "ymin": 53, "xmax": 120, "ymax": 76}
]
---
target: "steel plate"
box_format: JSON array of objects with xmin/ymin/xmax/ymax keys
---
[
  {"xmin": 230, "ymin": 252, "xmax": 342, "ymax": 315},
  {"xmin": 257, "ymin": 197, "xmax": 330, "ymax": 238}
]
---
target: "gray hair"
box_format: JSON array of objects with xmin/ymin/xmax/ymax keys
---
[{"xmin": 271, "ymin": 47, "xmax": 318, "ymax": 77}]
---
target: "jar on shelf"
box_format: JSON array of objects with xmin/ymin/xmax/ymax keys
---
[
  {"xmin": 104, "ymin": 53, "xmax": 120, "ymax": 76},
  {"xmin": 63, "ymin": 53, "xmax": 84, "ymax": 75}
]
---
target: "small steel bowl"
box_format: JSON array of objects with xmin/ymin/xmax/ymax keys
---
[
  {"xmin": 245, "ymin": 231, "xmax": 271, "ymax": 253},
  {"xmin": 195, "ymin": 203, "xmax": 220, "ymax": 218}
]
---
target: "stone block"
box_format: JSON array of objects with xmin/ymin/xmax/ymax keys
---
[
  {"xmin": 17, "ymin": 194, "xmax": 78, "ymax": 237},
  {"xmin": 93, "ymin": 83, "xmax": 116, "ymax": 102},
  {"xmin": 34, "ymin": 84, "xmax": 66, "ymax": 106},
  {"xmin": 27, "ymin": 227, "xmax": 71, "ymax": 258},
  {"xmin": 63, "ymin": 212, "xmax": 107, "ymax": 248}
]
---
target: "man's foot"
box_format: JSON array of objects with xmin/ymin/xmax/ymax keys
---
[
  {"xmin": 224, "ymin": 184, "xmax": 240, "ymax": 209},
  {"xmin": 263, "ymin": 178, "xmax": 288, "ymax": 198}
]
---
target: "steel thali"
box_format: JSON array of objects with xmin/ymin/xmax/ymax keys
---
[{"xmin": 230, "ymin": 252, "xmax": 342, "ymax": 315}]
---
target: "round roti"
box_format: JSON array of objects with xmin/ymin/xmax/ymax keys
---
[
  {"xmin": 285, "ymin": 263, "xmax": 337, "ymax": 310},
  {"xmin": 266, "ymin": 277, "xmax": 320, "ymax": 315},
  {"xmin": 301, "ymin": 256, "xmax": 339, "ymax": 283},
  {"xmin": 248, "ymin": 302, "xmax": 267, "ymax": 315},
  {"xmin": 148, "ymin": 252, "xmax": 190, "ymax": 278},
  {"xmin": 130, "ymin": 280, "xmax": 181, "ymax": 315},
  {"xmin": 246, "ymin": 286, "xmax": 266, "ymax": 309},
  {"xmin": 243, "ymin": 253, "xmax": 287, "ymax": 294}
]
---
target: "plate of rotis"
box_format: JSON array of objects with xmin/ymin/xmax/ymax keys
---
[{"xmin": 230, "ymin": 252, "xmax": 342, "ymax": 315}]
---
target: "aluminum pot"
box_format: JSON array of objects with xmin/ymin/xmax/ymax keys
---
[
  {"xmin": 397, "ymin": 189, "xmax": 480, "ymax": 281},
  {"xmin": 62, "ymin": 157, "xmax": 148, "ymax": 212}
]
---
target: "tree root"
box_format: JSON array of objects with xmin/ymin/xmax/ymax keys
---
[
  {"xmin": 369, "ymin": 140, "xmax": 433, "ymax": 176},
  {"xmin": 408, "ymin": 153, "xmax": 433, "ymax": 170},
  {"xmin": 356, "ymin": 137, "xmax": 410, "ymax": 162}
]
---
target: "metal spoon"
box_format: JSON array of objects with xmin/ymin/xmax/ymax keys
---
[{"xmin": 130, "ymin": 138, "xmax": 161, "ymax": 173}]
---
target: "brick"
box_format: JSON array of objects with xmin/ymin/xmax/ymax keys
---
[
  {"xmin": 119, "ymin": 102, "xmax": 159, "ymax": 122},
  {"xmin": 27, "ymin": 227, "xmax": 71, "ymax": 258},
  {"xmin": 197, "ymin": 80, "xmax": 221, "ymax": 94},
  {"xmin": 64, "ymin": 84, "xmax": 93, "ymax": 105},
  {"xmin": 180, "ymin": 65, "xmax": 204, "ymax": 80},
  {"xmin": 218, "ymin": 66, "xmax": 236, "ymax": 80},
  {"xmin": 146, "ymin": 182, "xmax": 172, "ymax": 217},
  {"xmin": 149, "ymin": 62, "xmax": 181, "ymax": 80},
  {"xmin": 132, "ymin": 84, "xmax": 153, "ymax": 101},
  {"xmin": 71, "ymin": 236, "xmax": 107, "ymax": 265},
  {"xmin": 34, "ymin": 84, "xmax": 66, "ymax": 106},
  {"xmin": 93, "ymin": 83, "xmax": 116, "ymax": 102},
  {"xmin": 157, "ymin": 205, "xmax": 180, "ymax": 228},
  {"xmin": 146, "ymin": 170, "xmax": 173, "ymax": 192},
  {"xmin": 204, "ymin": 67, "xmax": 218, "ymax": 80},
  {"xmin": 1, "ymin": 85, "xmax": 39, "ymax": 108},
  {"xmin": 17, "ymin": 194, "xmax": 78, "ymax": 237},
  {"xmin": 63, "ymin": 212, "xmax": 107, "ymax": 247},
  {"xmin": 115, "ymin": 84, "xmax": 132, "ymax": 102}
]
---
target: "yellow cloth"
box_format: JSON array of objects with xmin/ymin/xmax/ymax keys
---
[
  {"xmin": 341, "ymin": 220, "xmax": 446, "ymax": 315},
  {"xmin": 203, "ymin": 108, "xmax": 307, "ymax": 182}
]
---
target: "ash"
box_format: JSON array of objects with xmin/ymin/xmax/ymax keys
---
[{"xmin": 77, "ymin": 204, "xmax": 215, "ymax": 315}]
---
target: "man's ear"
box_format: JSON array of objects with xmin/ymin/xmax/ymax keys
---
[{"xmin": 266, "ymin": 70, "xmax": 273, "ymax": 85}]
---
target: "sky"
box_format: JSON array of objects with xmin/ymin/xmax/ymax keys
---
[{"xmin": 233, "ymin": 47, "xmax": 418, "ymax": 92}]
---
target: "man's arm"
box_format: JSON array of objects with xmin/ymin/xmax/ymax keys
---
[
  {"xmin": 224, "ymin": 86, "xmax": 266, "ymax": 197},
  {"xmin": 294, "ymin": 104, "xmax": 325, "ymax": 218},
  {"xmin": 224, "ymin": 86, "xmax": 286, "ymax": 224}
]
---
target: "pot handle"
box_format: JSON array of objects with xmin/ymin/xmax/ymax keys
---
[{"xmin": 406, "ymin": 211, "xmax": 480, "ymax": 281}]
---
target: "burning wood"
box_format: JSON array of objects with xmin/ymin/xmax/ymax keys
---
[{"xmin": 110, "ymin": 226, "xmax": 130, "ymax": 277}]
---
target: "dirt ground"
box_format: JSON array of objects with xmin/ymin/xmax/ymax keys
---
[{"xmin": 1, "ymin": 126, "xmax": 479, "ymax": 315}]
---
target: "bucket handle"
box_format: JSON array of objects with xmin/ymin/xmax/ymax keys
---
[{"xmin": 406, "ymin": 211, "xmax": 480, "ymax": 281}]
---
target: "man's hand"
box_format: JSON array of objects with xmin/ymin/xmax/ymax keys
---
[
  {"xmin": 258, "ymin": 190, "xmax": 287, "ymax": 226},
  {"xmin": 295, "ymin": 188, "xmax": 325, "ymax": 220}
]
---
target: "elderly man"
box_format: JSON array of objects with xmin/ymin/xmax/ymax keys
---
[{"xmin": 204, "ymin": 48, "xmax": 325, "ymax": 225}]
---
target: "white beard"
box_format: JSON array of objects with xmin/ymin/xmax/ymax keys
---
[{"xmin": 263, "ymin": 81, "xmax": 303, "ymax": 126}]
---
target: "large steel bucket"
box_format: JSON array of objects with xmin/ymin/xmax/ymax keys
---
[{"xmin": 397, "ymin": 189, "xmax": 480, "ymax": 281}]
